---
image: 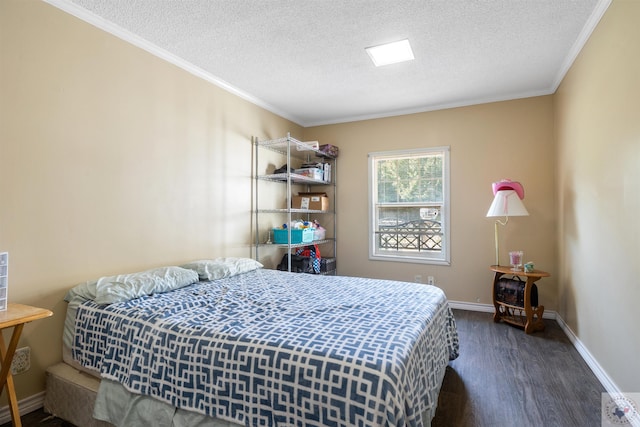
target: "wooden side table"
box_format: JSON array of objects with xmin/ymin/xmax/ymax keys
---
[
  {"xmin": 0, "ymin": 304, "xmax": 53, "ymax": 427},
  {"xmin": 490, "ymin": 265, "xmax": 549, "ymax": 334}
]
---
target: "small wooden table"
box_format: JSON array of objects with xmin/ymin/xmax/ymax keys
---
[
  {"xmin": 0, "ymin": 304, "xmax": 53, "ymax": 427},
  {"xmin": 490, "ymin": 265, "xmax": 549, "ymax": 334}
]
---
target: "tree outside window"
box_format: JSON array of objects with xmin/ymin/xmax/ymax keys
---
[{"xmin": 368, "ymin": 147, "xmax": 450, "ymax": 265}]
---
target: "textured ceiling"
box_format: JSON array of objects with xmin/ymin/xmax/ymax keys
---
[{"xmin": 48, "ymin": 0, "xmax": 610, "ymax": 126}]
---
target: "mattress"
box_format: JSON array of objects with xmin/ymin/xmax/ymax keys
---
[{"xmin": 65, "ymin": 267, "xmax": 459, "ymax": 426}]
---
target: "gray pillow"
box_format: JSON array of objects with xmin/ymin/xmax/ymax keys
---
[
  {"xmin": 92, "ymin": 266, "xmax": 199, "ymax": 304},
  {"xmin": 181, "ymin": 257, "xmax": 263, "ymax": 281}
]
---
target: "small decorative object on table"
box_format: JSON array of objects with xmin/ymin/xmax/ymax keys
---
[
  {"xmin": 524, "ymin": 262, "xmax": 534, "ymax": 273},
  {"xmin": 509, "ymin": 250, "xmax": 523, "ymax": 271}
]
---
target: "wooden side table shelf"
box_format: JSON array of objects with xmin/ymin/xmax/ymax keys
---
[
  {"xmin": 490, "ymin": 265, "xmax": 549, "ymax": 334},
  {"xmin": 0, "ymin": 303, "xmax": 53, "ymax": 427}
]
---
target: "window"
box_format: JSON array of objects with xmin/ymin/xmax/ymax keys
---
[{"xmin": 368, "ymin": 147, "xmax": 450, "ymax": 265}]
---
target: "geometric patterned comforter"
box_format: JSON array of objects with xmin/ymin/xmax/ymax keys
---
[{"xmin": 72, "ymin": 269, "xmax": 459, "ymax": 427}]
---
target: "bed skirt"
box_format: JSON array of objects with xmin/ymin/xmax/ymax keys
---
[{"xmin": 44, "ymin": 362, "xmax": 245, "ymax": 427}]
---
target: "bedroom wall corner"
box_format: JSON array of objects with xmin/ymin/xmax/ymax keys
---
[{"xmin": 554, "ymin": 0, "xmax": 640, "ymax": 393}]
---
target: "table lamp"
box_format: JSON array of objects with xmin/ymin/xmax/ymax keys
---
[{"xmin": 486, "ymin": 179, "xmax": 529, "ymax": 266}]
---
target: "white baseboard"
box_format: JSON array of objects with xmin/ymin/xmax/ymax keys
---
[
  {"xmin": 449, "ymin": 300, "xmax": 495, "ymax": 313},
  {"xmin": 449, "ymin": 300, "xmax": 557, "ymax": 319},
  {"xmin": 554, "ymin": 314, "xmax": 621, "ymax": 394},
  {"xmin": 451, "ymin": 301, "xmax": 620, "ymax": 394},
  {"xmin": 0, "ymin": 391, "xmax": 45, "ymax": 425}
]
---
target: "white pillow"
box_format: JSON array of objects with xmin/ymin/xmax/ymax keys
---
[
  {"xmin": 181, "ymin": 257, "xmax": 263, "ymax": 281},
  {"xmin": 93, "ymin": 266, "xmax": 199, "ymax": 305}
]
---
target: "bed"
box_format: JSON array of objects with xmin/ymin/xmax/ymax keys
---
[{"xmin": 47, "ymin": 259, "xmax": 459, "ymax": 427}]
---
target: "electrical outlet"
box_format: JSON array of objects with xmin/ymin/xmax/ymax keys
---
[
  {"xmin": 427, "ymin": 276, "xmax": 435, "ymax": 285},
  {"xmin": 414, "ymin": 275, "xmax": 422, "ymax": 283},
  {"xmin": 11, "ymin": 346, "xmax": 30, "ymax": 375}
]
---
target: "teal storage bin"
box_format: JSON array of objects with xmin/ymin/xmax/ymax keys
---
[{"xmin": 273, "ymin": 228, "xmax": 314, "ymax": 244}]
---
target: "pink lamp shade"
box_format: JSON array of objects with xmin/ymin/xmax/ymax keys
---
[{"xmin": 491, "ymin": 179, "xmax": 525, "ymax": 200}]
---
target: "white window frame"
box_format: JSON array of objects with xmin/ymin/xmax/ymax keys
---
[{"xmin": 368, "ymin": 146, "xmax": 451, "ymax": 265}]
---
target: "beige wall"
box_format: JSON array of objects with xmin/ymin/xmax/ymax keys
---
[
  {"xmin": 304, "ymin": 97, "xmax": 557, "ymax": 306},
  {"xmin": 0, "ymin": 0, "xmax": 301, "ymax": 401},
  {"xmin": 555, "ymin": 0, "xmax": 640, "ymax": 392}
]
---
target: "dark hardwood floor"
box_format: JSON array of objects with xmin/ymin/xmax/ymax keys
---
[
  {"xmin": 0, "ymin": 411, "xmax": 71, "ymax": 427},
  {"xmin": 3, "ymin": 309, "xmax": 604, "ymax": 427},
  {"xmin": 431, "ymin": 310, "xmax": 604, "ymax": 426}
]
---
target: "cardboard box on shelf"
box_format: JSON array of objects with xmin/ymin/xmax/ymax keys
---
[{"xmin": 291, "ymin": 192, "xmax": 329, "ymax": 211}]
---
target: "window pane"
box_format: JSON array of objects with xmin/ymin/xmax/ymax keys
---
[
  {"xmin": 376, "ymin": 206, "xmax": 443, "ymax": 253},
  {"xmin": 369, "ymin": 147, "xmax": 450, "ymax": 265},
  {"xmin": 377, "ymin": 159, "xmax": 398, "ymax": 203},
  {"xmin": 375, "ymin": 155, "xmax": 443, "ymax": 204}
]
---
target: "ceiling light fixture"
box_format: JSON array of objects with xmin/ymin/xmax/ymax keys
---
[{"xmin": 366, "ymin": 39, "xmax": 415, "ymax": 67}]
